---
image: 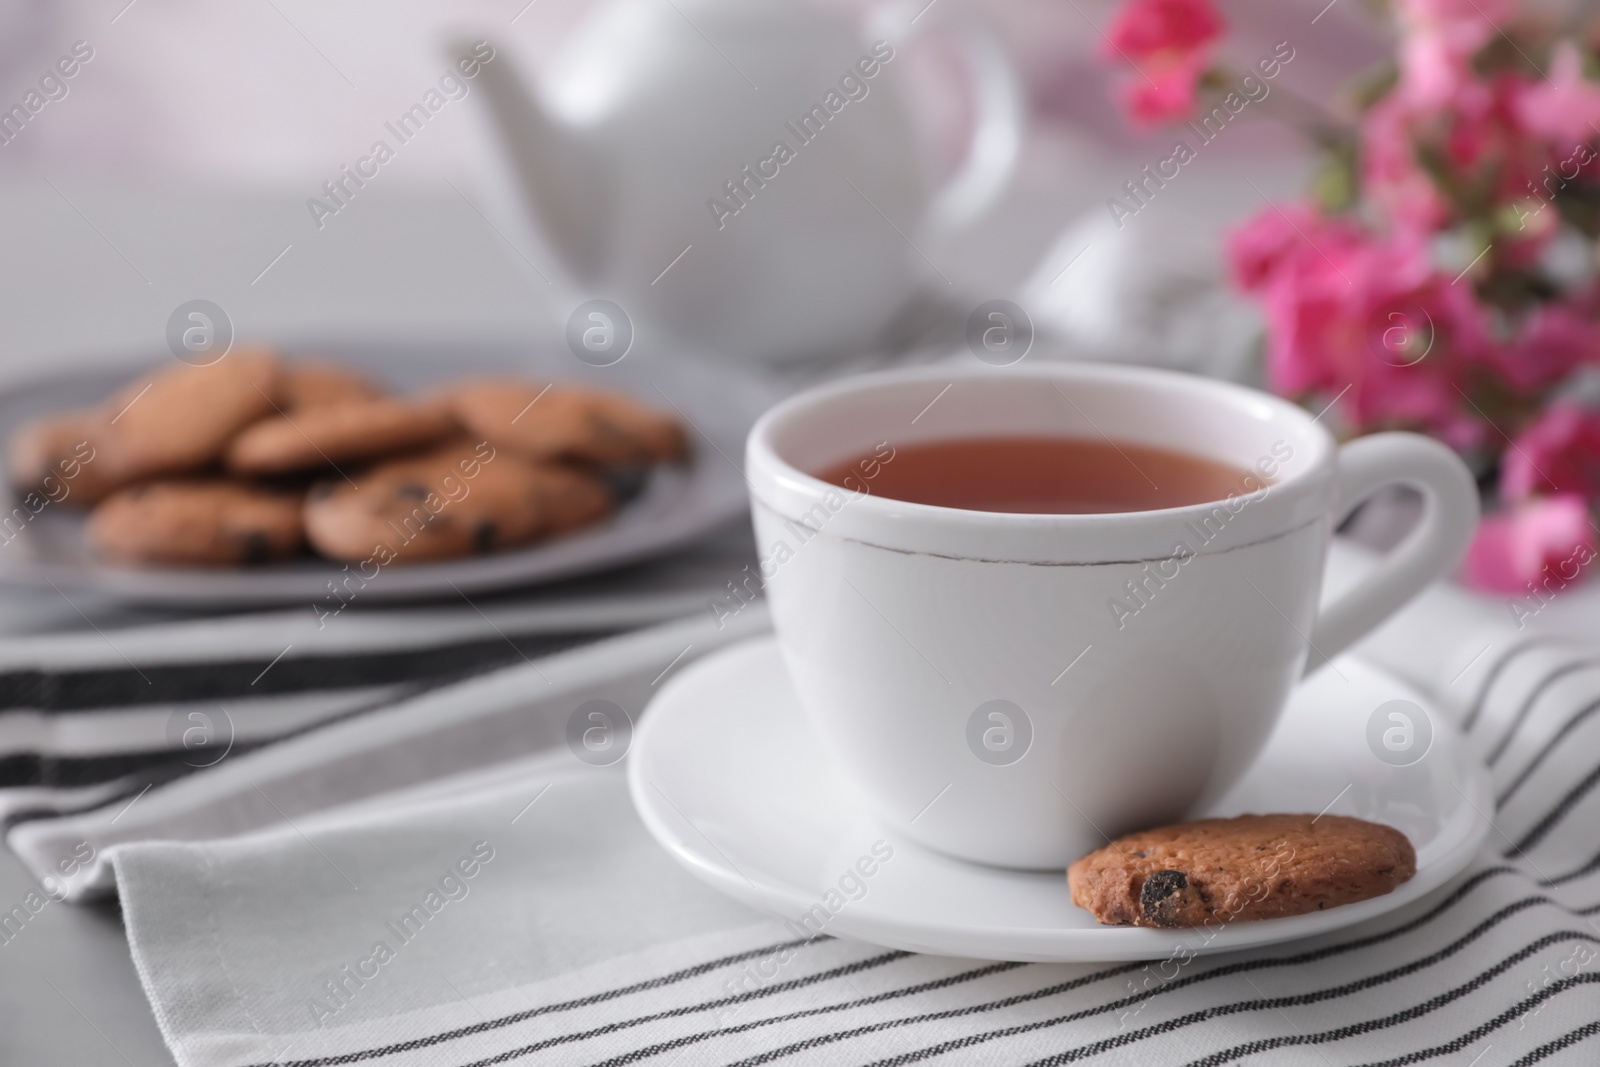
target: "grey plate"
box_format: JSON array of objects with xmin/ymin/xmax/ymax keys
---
[{"xmin": 0, "ymin": 341, "xmax": 770, "ymax": 606}]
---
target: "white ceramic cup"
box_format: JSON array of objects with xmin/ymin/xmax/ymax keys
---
[{"xmin": 746, "ymin": 363, "xmax": 1479, "ymax": 869}]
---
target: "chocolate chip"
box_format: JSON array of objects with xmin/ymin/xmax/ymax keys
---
[
  {"xmin": 309, "ymin": 482, "xmax": 337, "ymax": 501},
  {"xmin": 473, "ymin": 520, "xmax": 497, "ymax": 553},
  {"xmin": 599, "ymin": 464, "xmax": 645, "ymax": 502},
  {"xmin": 1131, "ymin": 851, "xmax": 1146, "ymax": 858},
  {"xmin": 396, "ymin": 483, "xmax": 428, "ymax": 499},
  {"xmin": 1138, "ymin": 869, "xmax": 1190, "ymax": 928},
  {"xmin": 240, "ymin": 531, "xmax": 272, "ymax": 565}
]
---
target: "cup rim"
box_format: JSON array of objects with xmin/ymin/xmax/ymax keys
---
[{"xmin": 747, "ymin": 362, "xmax": 1335, "ymax": 530}]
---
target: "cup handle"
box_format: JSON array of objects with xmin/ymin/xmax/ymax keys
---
[{"xmin": 1306, "ymin": 432, "xmax": 1480, "ymax": 674}]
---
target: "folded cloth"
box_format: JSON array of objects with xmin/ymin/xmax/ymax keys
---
[
  {"xmin": 0, "ymin": 531, "xmax": 755, "ymax": 899},
  {"xmin": 54, "ymin": 542, "xmax": 1600, "ymax": 1064}
]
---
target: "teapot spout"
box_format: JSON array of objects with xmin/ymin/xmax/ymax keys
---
[{"xmin": 454, "ymin": 38, "xmax": 607, "ymax": 282}]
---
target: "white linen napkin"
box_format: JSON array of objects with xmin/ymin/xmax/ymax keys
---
[
  {"xmin": 7, "ymin": 595, "xmax": 767, "ymax": 902},
  {"xmin": 0, "ymin": 530, "xmax": 755, "ymax": 898},
  {"xmin": 97, "ymin": 541, "xmax": 1600, "ymax": 1066}
]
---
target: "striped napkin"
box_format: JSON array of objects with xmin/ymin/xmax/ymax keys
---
[
  {"xmin": 0, "ymin": 533, "xmax": 752, "ymax": 902},
  {"xmin": 8, "ymin": 540, "xmax": 1600, "ymax": 1066}
]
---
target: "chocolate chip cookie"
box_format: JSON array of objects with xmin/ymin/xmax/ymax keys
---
[
  {"xmin": 98, "ymin": 349, "xmax": 281, "ymax": 480},
  {"xmin": 88, "ymin": 481, "xmax": 305, "ymax": 566},
  {"xmin": 226, "ymin": 397, "xmax": 458, "ymax": 476},
  {"xmin": 1067, "ymin": 814, "xmax": 1416, "ymax": 928},
  {"xmin": 280, "ymin": 362, "xmax": 385, "ymax": 411},
  {"xmin": 440, "ymin": 380, "xmax": 687, "ymax": 467},
  {"xmin": 302, "ymin": 441, "xmax": 613, "ymax": 564},
  {"xmin": 6, "ymin": 411, "xmax": 119, "ymax": 506}
]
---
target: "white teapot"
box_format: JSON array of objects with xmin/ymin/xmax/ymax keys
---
[{"xmin": 461, "ymin": 0, "xmax": 1022, "ymax": 364}]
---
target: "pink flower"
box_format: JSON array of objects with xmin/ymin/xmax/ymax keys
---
[
  {"xmin": 1361, "ymin": 98, "xmax": 1451, "ymax": 234},
  {"xmin": 1401, "ymin": 0, "xmax": 1510, "ymax": 84},
  {"xmin": 1397, "ymin": 33, "xmax": 1479, "ymax": 111},
  {"xmin": 1226, "ymin": 202, "xmax": 1327, "ymax": 294},
  {"xmin": 1393, "ymin": 0, "xmax": 1514, "ymax": 110},
  {"xmin": 1488, "ymin": 304, "xmax": 1600, "ymax": 393},
  {"xmin": 1501, "ymin": 403, "xmax": 1600, "ymax": 502},
  {"xmin": 1445, "ymin": 75, "xmax": 1526, "ymax": 173},
  {"xmin": 1103, "ymin": 0, "xmax": 1223, "ymax": 59},
  {"xmin": 1398, "ymin": 0, "xmax": 1514, "ymax": 18},
  {"xmin": 1119, "ymin": 51, "xmax": 1211, "ymax": 127},
  {"xmin": 1369, "ymin": 70, "xmax": 1551, "ymax": 237},
  {"xmin": 1516, "ymin": 41, "xmax": 1600, "ymax": 146},
  {"xmin": 1346, "ymin": 272, "xmax": 1490, "ymax": 441},
  {"xmin": 1102, "ymin": 0, "xmax": 1223, "ymax": 127},
  {"xmin": 1243, "ymin": 211, "xmax": 1385, "ymax": 396},
  {"xmin": 1233, "ymin": 210, "xmax": 1433, "ymax": 391},
  {"xmin": 1227, "ymin": 203, "xmax": 1500, "ymax": 443},
  {"xmin": 1462, "ymin": 494, "xmax": 1597, "ymax": 595}
]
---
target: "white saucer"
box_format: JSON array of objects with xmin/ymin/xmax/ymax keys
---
[{"xmin": 629, "ymin": 636, "xmax": 1492, "ymax": 962}]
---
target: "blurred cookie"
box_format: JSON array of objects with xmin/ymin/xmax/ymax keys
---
[
  {"xmin": 440, "ymin": 379, "xmax": 687, "ymax": 467},
  {"xmin": 303, "ymin": 441, "xmax": 613, "ymax": 564},
  {"xmin": 98, "ymin": 348, "xmax": 281, "ymax": 480},
  {"xmin": 88, "ymin": 481, "xmax": 304, "ymax": 566},
  {"xmin": 226, "ymin": 397, "xmax": 458, "ymax": 476},
  {"xmin": 280, "ymin": 362, "xmax": 385, "ymax": 411},
  {"xmin": 6, "ymin": 411, "xmax": 118, "ymax": 506},
  {"xmin": 1067, "ymin": 814, "xmax": 1416, "ymax": 928}
]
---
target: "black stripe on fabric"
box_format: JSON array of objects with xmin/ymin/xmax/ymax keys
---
[
  {"xmin": 271, "ymin": 858, "xmax": 1596, "ymax": 1067},
  {"xmin": 1345, "ymin": 976, "xmax": 1600, "ymax": 1067},
  {"xmin": 0, "ymin": 680, "xmax": 431, "ymax": 808},
  {"xmin": 439, "ymin": 950, "xmax": 914, "ymax": 1067},
  {"xmin": 1182, "ymin": 950, "xmax": 1600, "ymax": 1067},
  {"xmin": 1463, "ymin": 637, "xmax": 1572, "ymax": 732},
  {"xmin": 1508, "ymin": 1019, "xmax": 1600, "ymax": 1067},
  {"xmin": 1548, "ymin": 847, "xmax": 1600, "ymax": 887},
  {"xmin": 1, "ymin": 621, "xmax": 639, "ymax": 800},
  {"xmin": 719, "ymin": 869, "xmax": 1539, "ymax": 1067},
  {"xmin": 0, "ymin": 742, "xmax": 272, "ymax": 790},
  {"xmin": 821, "ymin": 862, "xmax": 1593, "ymax": 1067},
  {"xmin": 585, "ymin": 962, "xmax": 1027, "ymax": 1067},
  {"xmin": 632, "ymin": 890, "xmax": 1557, "ymax": 1067},
  {"xmin": 608, "ymin": 869, "xmax": 1585, "ymax": 1067},
  {"xmin": 1509, "ymin": 761, "xmax": 1600, "ymax": 856},
  {"xmin": 1, "ymin": 767, "xmax": 184, "ymax": 834},
  {"xmin": 1498, "ymin": 696, "xmax": 1600, "ymax": 805},
  {"xmin": 0, "ymin": 630, "xmax": 601, "ymax": 712},
  {"xmin": 233, "ymin": 937, "xmax": 832, "ymax": 1067},
  {"xmin": 829, "ymin": 901, "xmax": 1586, "ymax": 1067},
  {"xmin": 665, "ymin": 958, "xmax": 1146, "ymax": 1067},
  {"xmin": 0, "ymin": 679, "xmax": 420, "ymax": 791},
  {"xmin": 1032, "ymin": 928, "xmax": 1599, "ymax": 1067},
  {"xmin": 1486, "ymin": 657, "xmax": 1600, "ymax": 766},
  {"xmin": 537, "ymin": 876, "xmax": 1561, "ymax": 1067}
]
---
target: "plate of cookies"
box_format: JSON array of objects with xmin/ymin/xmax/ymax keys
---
[{"xmin": 0, "ymin": 341, "xmax": 767, "ymax": 605}]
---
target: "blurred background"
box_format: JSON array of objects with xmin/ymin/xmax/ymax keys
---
[{"xmin": 0, "ymin": 0, "xmax": 1380, "ymax": 374}]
